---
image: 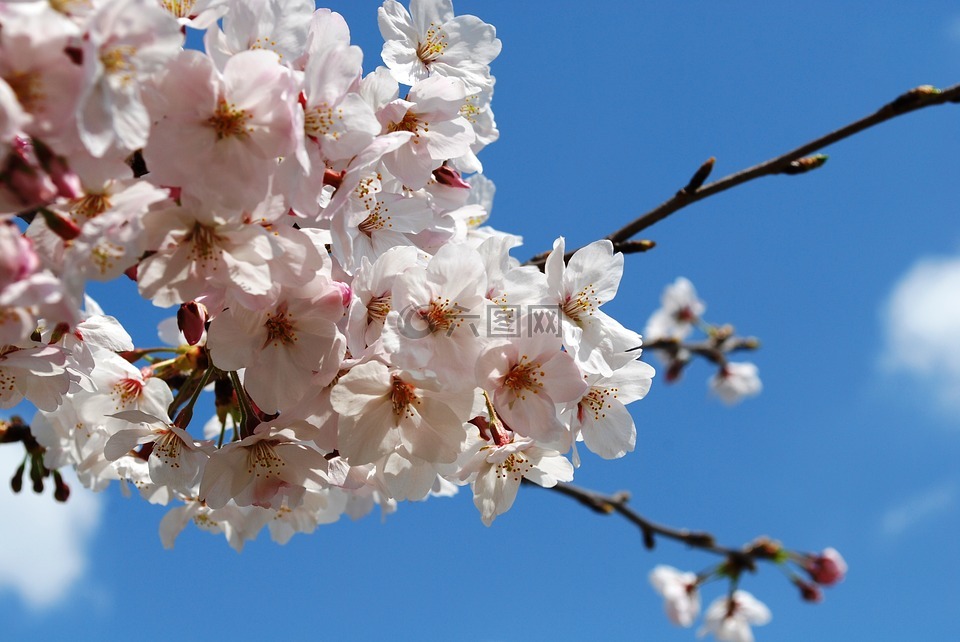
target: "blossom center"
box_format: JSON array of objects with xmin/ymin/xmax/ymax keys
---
[
  {"xmin": 418, "ymin": 297, "xmax": 462, "ymax": 334},
  {"xmin": 100, "ymin": 45, "xmax": 137, "ymax": 85},
  {"xmin": 390, "ymin": 376, "xmax": 419, "ymax": 419},
  {"xmin": 496, "ymin": 453, "xmax": 532, "ymax": 481},
  {"xmin": 246, "ymin": 440, "xmax": 285, "ymax": 478},
  {"xmin": 5, "ymin": 72, "xmax": 43, "ymax": 113},
  {"xmin": 112, "ymin": 377, "xmax": 144, "ymax": 407},
  {"xmin": 185, "ymin": 222, "xmax": 220, "ymax": 263},
  {"xmin": 562, "ymin": 284, "xmax": 600, "ymax": 323},
  {"xmin": 153, "ymin": 430, "xmax": 183, "ymax": 468},
  {"xmin": 416, "ymin": 23, "xmax": 448, "ymax": 65},
  {"xmin": 49, "ymin": 0, "xmax": 91, "ymax": 15},
  {"xmin": 207, "ymin": 99, "xmax": 252, "ymax": 140},
  {"xmin": 70, "ymin": 192, "xmax": 112, "ymax": 219},
  {"xmin": 577, "ymin": 386, "xmax": 617, "ymax": 422},
  {"xmin": 160, "ymin": 0, "xmax": 197, "ymax": 18},
  {"xmin": 367, "ymin": 293, "xmax": 392, "ymax": 323},
  {"xmin": 264, "ymin": 306, "xmax": 297, "ymax": 347},
  {"xmin": 358, "ymin": 203, "xmax": 392, "ymax": 237},
  {"xmin": 503, "ymin": 357, "xmax": 545, "ymax": 399},
  {"xmin": 303, "ymin": 104, "xmax": 342, "ymax": 139},
  {"xmin": 386, "ymin": 112, "xmax": 427, "ymax": 140}
]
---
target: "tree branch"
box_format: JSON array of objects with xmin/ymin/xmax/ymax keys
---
[
  {"xmin": 526, "ymin": 479, "xmax": 780, "ymax": 571},
  {"xmin": 526, "ymin": 83, "xmax": 960, "ymax": 267}
]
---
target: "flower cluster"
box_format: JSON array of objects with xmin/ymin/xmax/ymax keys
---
[
  {"xmin": 644, "ymin": 277, "xmax": 762, "ymax": 405},
  {"xmin": 0, "ymin": 0, "xmax": 655, "ymax": 548},
  {"xmin": 649, "ymin": 545, "xmax": 847, "ymax": 641}
]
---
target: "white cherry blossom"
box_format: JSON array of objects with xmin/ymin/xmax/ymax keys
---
[
  {"xmin": 381, "ymin": 243, "xmax": 487, "ymax": 386},
  {"xmin": 378, "ymin": 75, "xmax": 476, "ymax": 189},
  {"xmin": 206, "ymin": 277, "xmax": 346, "ymax": 413},
  {"xmin": 645, "ymin": 276, "xmax": 706, "ymax": 342},
  {"xmin": 570, "ymin": 359, "xmax": 655, "ymax": 460},
  {"xmin": 476, "ymin": 330, "xmax": 587, "ymax": 449},
  {"xmin": 698, "ymin": 591, "xmax": 771, "ymax": 642},
  {"xmin": 330, "ymin": 359, "xmax": 472, "ymax": 466},
  {"xmin": 649, "ymin": 565, "xmax": 701, "ymax": 627},
  {"xmin": 709, "ymin": 362, "xmax": 762, "ymax": 405},
  {"xmin": 459, "ymin": 427, "xmax": 573, "ymax": 526},
  {"xmin": 77, "ymin": 0, "xmax": 183, "ymax": 156},
  {"xmin": 545, "ymin": 237, "xmax": 642, "ymax": 376},
  {"xmin": 378, "ymin": 0, "xmax": 501, "ymax": 93}
]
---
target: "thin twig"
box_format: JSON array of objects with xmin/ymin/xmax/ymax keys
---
[
  {"xmin": 527, "ymin": 479, "xmax": 778, "ymax": 570},
  {"xmin": 526, "ymin": 83, "xmax": 960, "ymax": 267}
]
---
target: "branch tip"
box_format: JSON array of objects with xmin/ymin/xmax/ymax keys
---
[
  {"xmin": 617, "ymin": 239, "xmax": 656, "ymax": 254},
  {"xmin": 681, "ymin": 156, "xmax": 716, "ymax": 194},
  {"xmin": 779, "ymin": 154, "xmax": 828, "ymax": 175},
  {"xmin": 889, "ymin": 84, "xmax": 941, "ymax": 110}
]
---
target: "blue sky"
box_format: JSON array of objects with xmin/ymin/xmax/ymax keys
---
[{"xmin": 3, "ymin": 1, "xmax": 960, "ymax": 640}]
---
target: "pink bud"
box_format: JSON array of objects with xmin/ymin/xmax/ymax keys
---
[
  {"xmin": 38, "ymin": 207, "xmax": 81, "ymax": 241},
  {"xmin": 805, "ymin": 548, "xmax": 847, "ymax": 586},
  {"xmin": 794, "ymin": 579, "xmax": 823, "ymax": 603},
  {"xmin": 332, "ymin": 281, "xmax": 352, "ymax": 307},
  {"xmin": 177, "ymin": 301, "xmax": 209, "ymax": 346},
  {"xmin": 432, "ymin": 164, "xmax": 471, "ymax": 189},
  {"xmin": 322, "ymin": 168, "xmax": 345, "ymax": 189},
  {"xmin": 33, "ymin": 142, "xmax": 82, "ymax": 200},
  {"xmin": 5, "ymin": 154, "xmax": 57, "ymax": 208},
  {"xmin": 0, "ymin": 222, "xmax": 40, "ymax": 284}
]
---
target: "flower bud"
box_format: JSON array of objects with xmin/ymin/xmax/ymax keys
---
[
  {"xmin": 804, "ymin": 547, "xmax": 847, "ymax": 585},
  {"xmin": 39, "ymin": 207, "xmax": 82, "ymax": 241},
  {"xmin": 794, "ymin": 578, "xmax": 823, "ymax": 603},
  {"xmin": 53, "ymin": 470, "xmax": 70, "ymax": 502},
  {"xmin": 177, "ymin": 300, "xmax": 208, "ymax": 345},
  {"xmin": 432, "ymin": 164, "xmax": 471, "ymax": 189},
  {"xmin": 33, "ymin": 140, "xmax": 82, "ymax": 200},
  {"xmin": 332, "ymin": 281, "xmax": 352, "ymax": 308},
  {"xmin": 0, "ymin": 221, "xmax": 40, "ymax": 284}
]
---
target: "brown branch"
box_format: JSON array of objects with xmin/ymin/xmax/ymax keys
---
[
  {"xmin": 645, "ymin": 336, "xmax": 760, "ymax": 366},
  {"xmin": 526, "ymin": 479, "xmax": 781, "ymax": 571},
  {"xmin": 526, "ymin": 83, "xmax": 960, "ymax": 267}
]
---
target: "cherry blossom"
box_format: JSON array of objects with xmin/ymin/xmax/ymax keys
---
[
  {"xmin": 103, "ymin": 409, "xmax": 212, "ymax": 495},
  {"xmin": 381, "ymin": 243, "xmax": 488, "ymax": 385},
  {"xmin": 645, "ymin": 277, "xmax": 706, "ymax": 342},
  {"xmin": 206, "ymin": 277, "xmax": 346, "ymax": 414},
  {"xmin": 330, "ymin": 359, "xmax": 472, "ymax": 465},
  {"xmin": 459, "ymin": 426, "xmax": 573, "ymax": 526},
  {"xmin": 570, "ymin": 358, "xmax": 655, "ymax": 460},
  {"xmin": 545, "ymin": 237, "xmax": 642, "ymax": 376},
  {"xmin": 143, "ymin": 49, "xmax": 297, "ymax": 210},
  {"xmin": 377, "ymin": 75, "xmax": 476, "ymax": 189},
  {"xmin": 698, "ymin": 591, "xmax": 772, "ymax": 642},
  {"xmin": 0, "ymin": 343, "xmax": 74, "ymax": 411},
  {"xmin": 378, "ymin": 0, "xmax": 501, "ymax": 93},
  {"xmin": 709, "ymin": 362, "xmax": 762, "ymax": 405},
  {"xmin": 650, "ymin": 565, "xmax": 701, "ymax": 627},
  {"xmin": 77, "ymin": 0, "xmax": 183, "ymax": 156},
  {"xmin": 199, "ymin": 427, "xmax": 332, "ymax": 511},
  {"xmin": 476, "ymin": 330, "xmax": 587, "ymax": 449}
]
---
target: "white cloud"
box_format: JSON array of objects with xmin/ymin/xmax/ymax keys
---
[
  {"xmin": 0, "ymin": 444, "xmax": 102, "ymax": 608},
  {"xmin": 881, "ymin": 481, "xmax": 956, "ymax": 539},
  {"xmin": 881, "ymin": 254, "xmax": 960, "ymax": 413},
  {"xmin": 948, "ymin": 15, "xmax": 960, "ymax": 43}
]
